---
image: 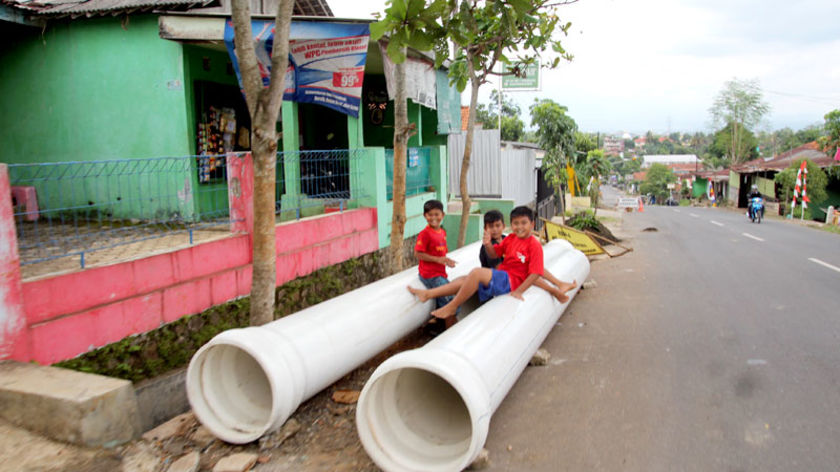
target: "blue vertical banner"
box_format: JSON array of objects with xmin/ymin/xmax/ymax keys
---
[{"xmin": 224, "ymin": 20, "xmax": 370, "ymax": 118}]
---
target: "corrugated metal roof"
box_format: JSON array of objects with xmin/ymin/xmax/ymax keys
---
[
  {"xmin": 4, "ymin": 0, "xmax": 215, "ymax": 15},
  {"xmin": 293, "ymin": 0, "xmax": 330, "ymax": 16},
  {"xmin": 734, "ymin": 142, "xmax": 834, "ymax": 173},
  {"xmin": 3, "ymin": 0, "xmax": 330, "ymax": 17}
]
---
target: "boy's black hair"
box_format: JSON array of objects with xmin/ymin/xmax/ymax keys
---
[
  {"xmin": 484, "ymin": 209, "xmax": 504, "ymax": 226},
  {"xmin": 510, "ymin": 205, "xmax": 535, "ymax": 222},
  {"xmin": 423, "ymin": 199, "xmax": 444, "ymax": 214}
]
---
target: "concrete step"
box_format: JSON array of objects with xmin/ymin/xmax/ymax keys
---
[{"xmin": 0, "ymin": 361, "xmax": 141, "ymax": 447}]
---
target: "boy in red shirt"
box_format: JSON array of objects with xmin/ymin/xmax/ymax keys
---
[
  {"xmin": 409, "ymin": 206, "xmax": 576, "ymax": 320},
  {"xmin": 414, "ymin": 200, "xmax": 457, "ymax": 329}
]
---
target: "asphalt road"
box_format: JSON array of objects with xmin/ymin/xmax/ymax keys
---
[{"xmin": 484, "ymin": 190, "xmax": 840, "ymax": 471}]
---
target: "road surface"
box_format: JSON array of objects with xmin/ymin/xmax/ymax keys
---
[{"xmin": 485, "ymin": 192, "xmax": 840, "ymax": 471}]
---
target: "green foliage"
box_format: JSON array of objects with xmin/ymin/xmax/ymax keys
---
[
  {"xmin": 708, "ymin": 78, "xmax": 770, "ymax": 163},
  {"xmin": 774, "ymin": 158, "xmax": 828, "ymax": 211},
  {"xmin": 679, "ymin": 199, "xmax": 691, "ymax": 206},
  {"xmin": 476, "ymin": 90, "xmax": 526, "ymax": 141},
  {"xmin": 574, "ymin": 132, "xmax": 597, "ymax": 163},
  {"xmin": 530, "ymin": 99, "xmax": 577, "ymax": 191},
  {"xmin": 443, "ymin": 0, "xmax": 573, "ymax": 93},
  {"xmin": 709, "ymin": 121, "xmax": 759, "ymax": 164},
  {"xmin": 639, "ymin": 163, "xmax": 676, "ymax": 202},
  {"xmin": 566, "ymin": 210, "xmax": 599, "ymax": 231},
  {"xmin": 370, "ymin": 0, "xmax": 448, "ymax": 63},
  {"xmin": 820, "ymin": 109, "xmax": 840, "ymax": 158}
]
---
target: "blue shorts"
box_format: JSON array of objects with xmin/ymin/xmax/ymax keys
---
[
  {"xmin": 419, "ymin": 275, "xmax": 454, "ymax": 310},
  {"xmin": 478, "ymin": 269, "xmax": 511, "ymax": 302}
]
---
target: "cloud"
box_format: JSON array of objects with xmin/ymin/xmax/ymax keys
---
[{"xmin": 333, "ymin": 0, "xmax": 840, "ymax": 134}]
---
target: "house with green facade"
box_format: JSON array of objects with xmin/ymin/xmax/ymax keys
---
[
  {"xmin": 1, "ymin": 0, "xmax": 464, "ymax": 262},
  {"xmin": 729, "ymin": 142, "xmax": 839, "ymax": 220}
]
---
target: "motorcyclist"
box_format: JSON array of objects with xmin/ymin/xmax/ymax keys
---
[{"xmin": 747, "ymin": 184, "xmax": 763, "ymax": 219}]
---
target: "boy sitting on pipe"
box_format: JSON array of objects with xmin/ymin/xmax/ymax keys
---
[
  {"xmin": 409, "ymin": 206, "xmax": 577, "ymax": 319},
  {"xmin": 479, "ymin": 209, "xmax": 578, "ymax": 304},
  {"xmin": 414, "ymin": 199, "xmax": 458, "ymax": 332}
]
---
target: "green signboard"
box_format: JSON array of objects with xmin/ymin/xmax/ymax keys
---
[{"xmin": 501, "ymin": 61, "xmax": 540, "ymax": 90}]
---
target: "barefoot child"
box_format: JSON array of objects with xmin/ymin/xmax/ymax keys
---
[
  {"xmin": 479, "ymin": 209, "xmax": 577, "ymax": 303},
  {"xmin": 409, "ymin": 206, "xmax": 577, "ymax": 319},
  {"xmin": 414, "ymin": 199, "xmax": 457, "ymax": 330}
]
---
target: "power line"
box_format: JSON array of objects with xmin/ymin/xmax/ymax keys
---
[{"xmin": 764, "ymin": 89, "xmax": 840, "ymax": 106}]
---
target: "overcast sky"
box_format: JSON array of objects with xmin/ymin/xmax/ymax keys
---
[{"xmin": 331, "ymin": 0, "xmax": 840, "ymax": 135}]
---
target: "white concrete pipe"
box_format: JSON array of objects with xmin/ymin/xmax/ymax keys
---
[
  {"xmin": 186, "ymin": 242, "xmax": 482, "ymax": 444},
  {"xmin": 355, "ymin": 240, "xmax": 589, "ymax": 472}
]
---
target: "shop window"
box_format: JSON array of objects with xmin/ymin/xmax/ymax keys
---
[{"xmin": 194, "ymin": 81, "xmax": 251, "ymax": 183}]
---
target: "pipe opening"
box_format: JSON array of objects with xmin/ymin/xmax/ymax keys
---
[
  {"xmin": 361, "ymin": 367, "xmax": 474, "ymax": 470},
  {"xmin": 189, "ymin": 344, "xmax": 273, "ymax": 441}
]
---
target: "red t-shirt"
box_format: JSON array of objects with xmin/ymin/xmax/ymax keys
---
[
  {"xmin": 494, "ymin": 234, "xmax": 544, "ymax": 291},
  {"xmin": 415, "ymin": 226, "xmax": 448, "ymax": 279}
]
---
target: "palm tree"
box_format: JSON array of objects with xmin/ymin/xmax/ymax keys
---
[{"xmin": 583, "ymin": 149, "xmax": 612, "ymax": 215}]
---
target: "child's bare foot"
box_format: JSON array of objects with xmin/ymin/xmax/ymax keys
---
[
  {"xmin": 407, "ymin": 285, "xmax": 431, "ymax": 302},
  {"xmin": 551, "ymin": 287, "xmax": 570, "ymax": 304},
  {"xmin": 558, "ymin": 279, "xmax": 577, "ymax": 294},
  {"xmin": 431, "ymin": 305, "xmax": 457, "ymax": 319}
]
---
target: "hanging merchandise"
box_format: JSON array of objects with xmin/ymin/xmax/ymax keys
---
[{"xmin": 197, "ymin": 106, "xmax": 235, "ymax": 183}]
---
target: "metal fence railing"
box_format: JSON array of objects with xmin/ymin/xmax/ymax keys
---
[
  {"xmin": 9, "ymin": 154, "xmax": 239, "ymax": 270},
  {"xmin": 276, "ymin": 149, "xmax": 367, "ymax": 217},
  {"xmin": 8, "ymin": 150, "xmax": 370, "ymax": 272},
  {"xmin": 385, "ymin": 147, "xmax": 434, "ymax": 200}
]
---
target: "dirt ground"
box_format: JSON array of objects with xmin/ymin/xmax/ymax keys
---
[{"xmin": 0, "ymin": 328, "xmax": 436, "ymax": 472}]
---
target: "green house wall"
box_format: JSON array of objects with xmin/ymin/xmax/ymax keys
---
[{"xmin": 0, "ymin": 16, "xmax": 203, "ymax": 220}]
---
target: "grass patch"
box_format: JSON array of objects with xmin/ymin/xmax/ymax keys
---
[
  {"xmin": 679, "ymin": 199, "xmax": 691, "ymax": 206},
  {"xmin": 807, "ymin": 223, "xmax": 840, "ymax": 235}
]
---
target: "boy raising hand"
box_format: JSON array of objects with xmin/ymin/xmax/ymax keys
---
[{"xmin": 409, "ymin": 206, "xmax": 574, "ymax": 319}]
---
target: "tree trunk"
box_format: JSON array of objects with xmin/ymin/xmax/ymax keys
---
[
  {"xmin": 457, "ymin": 70, "xmax": 480, "ymax": 248},
  {"xmin": 389, "ymin": 50, "xmax": 409, "ymax": 272},
  {"xmin": 559, "ymin": 182, "xmax": 565, "ymax": 224},
  {"xmin": 231, "ymin": 0, "xmax": 294, "ymax": 326}
]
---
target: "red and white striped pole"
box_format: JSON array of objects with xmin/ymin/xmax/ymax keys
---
[{"xmin": 791, "ymin": 161, "xmax": 808, "ymax": 219}]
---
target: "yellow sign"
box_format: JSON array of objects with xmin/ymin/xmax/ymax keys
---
[{"xmin": 543, "ymin": 220, "xmax": 605, "ymax": 255}]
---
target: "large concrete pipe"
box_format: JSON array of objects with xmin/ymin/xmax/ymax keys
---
[
  {"xmin": 356, "ymin": 240, "xmax": 589, "ymax": 472},
  {"xmin": 186, "ymin": 242, "xmax": 482, "ymax": 444}
]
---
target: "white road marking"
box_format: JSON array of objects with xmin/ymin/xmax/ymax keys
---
[
  {"xmin": 747, "ymin": 359, "xmax": 767, "ymax": 366},
  {"xmin": 742, "ymin": 233, "xmax": 765, "ymax": 242},
  {"xmin": 809, "ymin": 257, "xmax": 840, "ymax": 274},
  {"xmin": 690, "ymin": 213, "xmax": 700, "ymax": 218},
  {"xmin": 710, "ymin": 220, "xmax": 724, "ymax": 227},
  {"xmin": 674, "ymin": 209, "xmax": 681, "ymax": 213}
]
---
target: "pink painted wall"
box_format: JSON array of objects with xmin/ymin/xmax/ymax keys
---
[
  {"xmin": 12, "ymin": 208, "xmax": 378, "ymax": 364},
  {"xmin": 0, "ymin": 165, "xmax": 28, "ymax": 361}
]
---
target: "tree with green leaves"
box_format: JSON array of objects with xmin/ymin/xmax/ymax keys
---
[
  {"xmin": 474, "ymin": 90, "xmax": 525, "ymax": 141},
  {"xmin": 774, "ymin": 158, "xmax": 828, "ymax": 219},
  {"xmin": 639, "ymin": 163, "xmax": 676, "ymax": 204},
  {"xmin": 582, "ymin": 149, "xmax": 611, "ymax": 215},
  {"xmin": 820, "ymin": 109, "xmax": 840, "ymax": 158},
  {"xmin": 229, "ymin": 0, "xmax": 294, "ymax": 325},
  {"xmin": 707, "ymin": 121, "xmax": 759, "ymax": 168},
  {"xmin": 530, "ymin": 99, "xmax": 577, "ymax": 222},
  {"xmin": 709, "ymin": 78, "xmax": 770, "ymax": 164},
  {"xmin": 369, "ymin": 0, "xmax": 446, "ymax": 271},
  {"xmin": 443, "ymin": 0, "xmax": 573, "ymax": 247},
  {"xmin": 574, "ymin": 132, "xmax": 596, "ymax": 162}
]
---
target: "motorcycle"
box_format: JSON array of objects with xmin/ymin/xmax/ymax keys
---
[{"xmin": 749, "ymin": 196, "xmax": 764, "ymax": 224}]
